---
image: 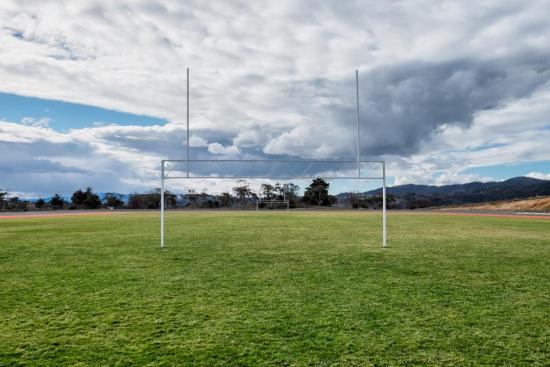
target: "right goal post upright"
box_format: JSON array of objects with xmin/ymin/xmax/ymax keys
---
[{"xmin": 383, "ymin": 160, "xmax": 387, "ymax": 248}]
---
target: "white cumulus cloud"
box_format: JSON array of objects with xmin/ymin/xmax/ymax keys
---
[
  {"xmin": 1, "ymin": 0, "xmax": 550, "ymax": 194},
  {"xmin": 207, "ymin": 143, "xmax": 240, "ymax": 155},
  {"xmin": 188, "ymin": 134, "xmax": 208, "ymax": 147},
  {"xmin": 20, "ymin": 117, "xmax": 51, "ymax": 128},
  {"xmin": 526, "ymin": 172, "xmax": 550, "ymax": 180}
]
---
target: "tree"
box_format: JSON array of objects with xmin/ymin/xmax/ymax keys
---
[
  {"xmin": 233, "ymin": 180, "xmax": 254, "ymax": 207},
  {"xmin": 127, "ymin": 189, "xmax": 173, "ymax": 209},
  {"xmin": 6, "ymin": 196, "xmax": 26, "ymax": 211},
  {"xmin": 127, "ymin": 193, "xmax": 144, "ymax": 209},
  {"xmin": 145, "ymin": 188, "xmax": 176, "ymax": 209},
  {"xmin": 347, "ymin": 192, "xmax": 363, "ymax": 208},
  {"xmin": 84, "ymin": 187, "xmax": 101, "ymax": 209},
  {"xmin": 165, "ymin": 190, "xmax": 177, "ymax": 208},
  {"xmin": 218, "ymin": 192, "xmax": 232, "ymax": 208},
  {"xmin": 199, "ymin": 190, "xmax": 209, "ymax": 207},
  {"xmin": 282, "ymin": 183, "xmax": 300, "ymax": 204},
  {"xmin": 0, "ymin": 191, "xmax": 7, "ymax": 211},
  {"xmin": 260, "ymin": 183, "xmax": 275, "ymax": 200},
  {"xmin": 71, "ymin": 189, "xmax": 87, "ymax": 207},
  {"xmin": 345, "ymin": 193, "xmax": 396, "ymax": 209},
  {"xmin": 71, "ymin": 187, "xmax": 102, "ymax": 209},
  {"xmin": 35, "ymin": 198, "xmax": 46, "ymax": 209},
  {"xmin": 186, "ymin": 189, "xmax": 200, "ymax": 208},
  {"xmin": 147, "ymin": 188, "xmax": 161, "ymax": 209},
  {"xmin": 199, "ymin": 191, "xmax": 219, "ymax": 208},
  {"xmin": 50, "ymin": 194, "xmax": 64, "ymax": 209},
  {"xmin": 303, "ymin": 178, "xmax": 331, "ymax": 206},
  {"xmin": 84, "ymin": 189, "xmax": 102, "ymax": 209},
  {"xmin": 104, "ymin": 193, "xmax": 125, "ymax": 208}
]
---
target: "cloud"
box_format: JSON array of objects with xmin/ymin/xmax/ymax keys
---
[
  {"xmin": 20, "ymin": 116, "xmax": 51, "ymax": 128},
  {"xmin": 527, "ymin": 172, "xmax": 550, "ymax": 180},
  {"xmin": 0, "ymin": 120, "xmax": 157, "ymax": 195},
  {"xmin": 1, "ymin": 1, "xmax": 550, "ymax": 194},
  {"xmin": 207, "ymin": 143, "xmax": 240, "ymax": 155},
  {"xmin": 188, "ymin": 134, "xmax": 208, "ymax": 147},
  {"xmin": 376, "ymin": 78, "xmax": 550, "ymax": 186}
]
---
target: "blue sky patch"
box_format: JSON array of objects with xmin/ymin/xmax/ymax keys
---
[
  {"xmin": 464, "ymin": 161, "xmax": 550, "ymax": 180},
  {"xmin": 0, "ymin": 92, "xmax": 167, "ymax": 130}
]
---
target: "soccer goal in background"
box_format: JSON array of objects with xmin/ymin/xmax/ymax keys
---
[{"xmin": 256, "ymin": 199, "xmax": 290, "ymax": 212}]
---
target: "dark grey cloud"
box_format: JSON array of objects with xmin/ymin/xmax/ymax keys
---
[
  {"xmin": 0, "ymin": 157, "xmax": 88, "ymax": 174},
  {"xmin": 337, "ymin": 53, "xmax": 550, "ymax": 157},
  {"xmin": 0, "ymin": 139, "xmax": 90, "ymax": 158}
]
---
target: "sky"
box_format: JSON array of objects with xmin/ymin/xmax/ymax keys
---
[{"xmin": 1, "ymin": 0, "xmax": 549, "ymax": 198}]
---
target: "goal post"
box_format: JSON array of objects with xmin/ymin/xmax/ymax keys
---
[
  {"xmin": 256, "ymin": 199, "xmax": 290, "ymax": 212},
  {"xmin": 160, "ymin": 69, "xmax": 388, "ymax": 248}
]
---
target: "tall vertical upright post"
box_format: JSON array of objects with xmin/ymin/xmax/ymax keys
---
[
  {"xmin": 355, "ymin": 70, "xmax": 360, "ymax": 177},
  {"xmin": 382, "ymin": 160, "xmax": 387, "ymax": 248},
  {"xmin": 186, "ymin": 67, "xmax": 190, "ymax": 178},
  {"xmin": 160, "ymin": 160, "xmax": 165, "ymax": 248}
]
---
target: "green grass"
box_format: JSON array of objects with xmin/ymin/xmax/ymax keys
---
[{"xmin": 0, "ymin": 211, "xmax": 549, "ymax": 366}]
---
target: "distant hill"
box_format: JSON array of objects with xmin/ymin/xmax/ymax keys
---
[{"xmin": 337, "ymin": 176, "xmax": 550, "ymax": 209}]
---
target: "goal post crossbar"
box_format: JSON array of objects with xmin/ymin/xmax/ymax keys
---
[{"xmin": 161, "ymin": 159, "xmax": 385, "ymax": 180}]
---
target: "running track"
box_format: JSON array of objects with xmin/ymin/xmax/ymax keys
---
[{"xmin": 0, "ymin": 209, "xmax": 548, "ymax": 220}]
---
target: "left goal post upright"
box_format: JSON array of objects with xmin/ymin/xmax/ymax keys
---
[{"xmin": 186, "ymin": 67, "xmax": 190, "ymax": 178}]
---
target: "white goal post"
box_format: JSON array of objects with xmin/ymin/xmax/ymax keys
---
[
  {"xmin": 256, "ymin": 199, "xmax": 289, "ymax": 212},
  {"xmin": 160, "ymin": 69, "xmax": 388, "ymax": 248}
]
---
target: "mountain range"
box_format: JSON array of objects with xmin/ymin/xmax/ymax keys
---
[
  {"xmin": 338, "ymin": 176, "xmax": 550, "ymax": 208},
  {"xmin": 15, "ymin": 176, "xmax": 550, "ymax": 208}
]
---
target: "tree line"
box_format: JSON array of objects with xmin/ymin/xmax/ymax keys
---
[
  {"xmin": 0, "ymin": 178, "xmax": 343, "ymax": 211},
  {"xmin": 0, "ymin": 187, "xmax": 126, "ymax": 212},
  {"xmin": 128, "ymin": 179, "xmax": 337, "ymax": 209}
]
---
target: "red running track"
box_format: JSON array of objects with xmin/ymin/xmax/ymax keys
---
[{"xmin": 0, "ymin": 210, "xmax": 548, "ymax": 220}]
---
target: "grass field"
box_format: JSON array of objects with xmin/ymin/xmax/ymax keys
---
[{"xmin": 1, "ymin": 211, "xmax": 549, "ymax": 366}]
